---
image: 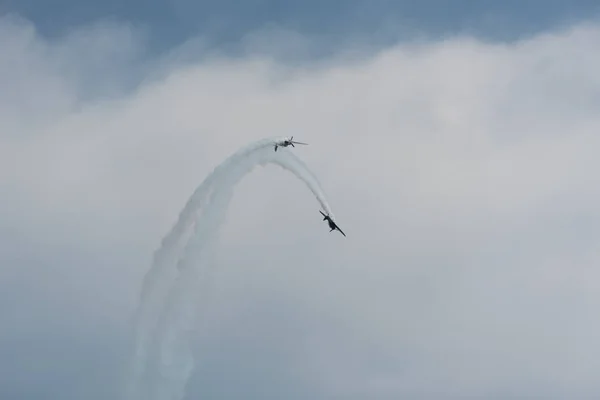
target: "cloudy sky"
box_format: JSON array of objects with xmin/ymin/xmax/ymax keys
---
[{"xmin": 2, "ymin": 1, "xmax": 600, "ymax": 399}]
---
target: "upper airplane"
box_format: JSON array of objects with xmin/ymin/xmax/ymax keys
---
[
  {"xmin": 274, "ymin": 136, "xmax": 308, "ymax": 152},
  {"xmin": 319, "ymin": 210, "xmax": 346, "ymax": 237}
]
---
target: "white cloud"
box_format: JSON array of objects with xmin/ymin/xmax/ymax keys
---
[{"xmin": 2, "ymin": 15, "xmax": 600, "ymax": 399}]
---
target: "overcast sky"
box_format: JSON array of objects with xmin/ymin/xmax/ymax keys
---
[{"xmin": 2, "ymin": 2, "xmax": 600, "ymax": 400}]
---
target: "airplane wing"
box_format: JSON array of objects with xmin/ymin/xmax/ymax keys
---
[
  {"xmin": 292, "ymin": 141, "xmax": 308, "ymax": 145},
  {"xmin": 319, "ymin": 210, "xmax": 327, "ymax": 218},
  {"xmin": 336, "ymin": 226, "xmax": 346, "ymax": 237}
]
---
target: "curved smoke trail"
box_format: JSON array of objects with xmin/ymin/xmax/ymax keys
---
[
  {"xmin": 124, "ymin": 137, "xmax": 283, "ymax": 400},
  {"xmin": 124, "ymin": 139, "xmax": 333, "ymax": 400}
]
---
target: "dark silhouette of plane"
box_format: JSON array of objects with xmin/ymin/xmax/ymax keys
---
[
  {"xmin": 274, "ymin": 136, "xmax": 308, "ymax": 151},
  {"xmin": 319, "ymin": 210, "xmax": 346, "ymax": 237}
]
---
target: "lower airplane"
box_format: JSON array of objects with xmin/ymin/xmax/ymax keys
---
[
  {"xmin": 274, "ymin": 136, "xmax": 308, "ymax": 152},
  {"xmin": 319, "ymin": 210, "xmax": 346, "ymax": 237}
]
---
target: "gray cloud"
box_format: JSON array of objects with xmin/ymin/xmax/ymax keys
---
[
  {"xmin": 2, "ymin": 16, "xmax": 600, "ymax": 399},
  {"xmin": 4, "ymin": 0, "xmax": 600, "ymax": 56}
]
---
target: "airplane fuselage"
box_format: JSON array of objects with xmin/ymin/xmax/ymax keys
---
[
  {"xmin": 325, "ymin": 218, "xmax": 336, "ymax": 230},
  {"xmin": 274, "ymin": 137, "xmax": 307, "ymax": 151},
  {"xmin": 274, "ymin": 141, "xmax": 291, "ymax": 151}
]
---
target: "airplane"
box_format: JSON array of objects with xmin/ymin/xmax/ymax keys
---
[
  {"xmin": 319, "ymin": 210, "xmax": 346, "ymax": 237},
  {"xmin": 274, "ymin": 136, "xmax": 308, "ymax": 152}
]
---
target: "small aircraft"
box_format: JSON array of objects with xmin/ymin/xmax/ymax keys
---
[
  {"xmin": 319, "ymin": 210, "xmax": 346, "ymax": 237},
  {"xmin": 274, "ymin": 136, "xmax": 308, "ymax": 152}
]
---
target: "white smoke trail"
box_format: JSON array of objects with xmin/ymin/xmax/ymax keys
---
[
  {"xmin": 277, "ymin": 150, "xmax": 334, "ymax": 217},
  {"xmin": 123, "ymin": 137, "xmax": 288, "ymax": 400},
  {"xmin": 124, "ymin": 139, "xmax": 333, "ymax": 400}
]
